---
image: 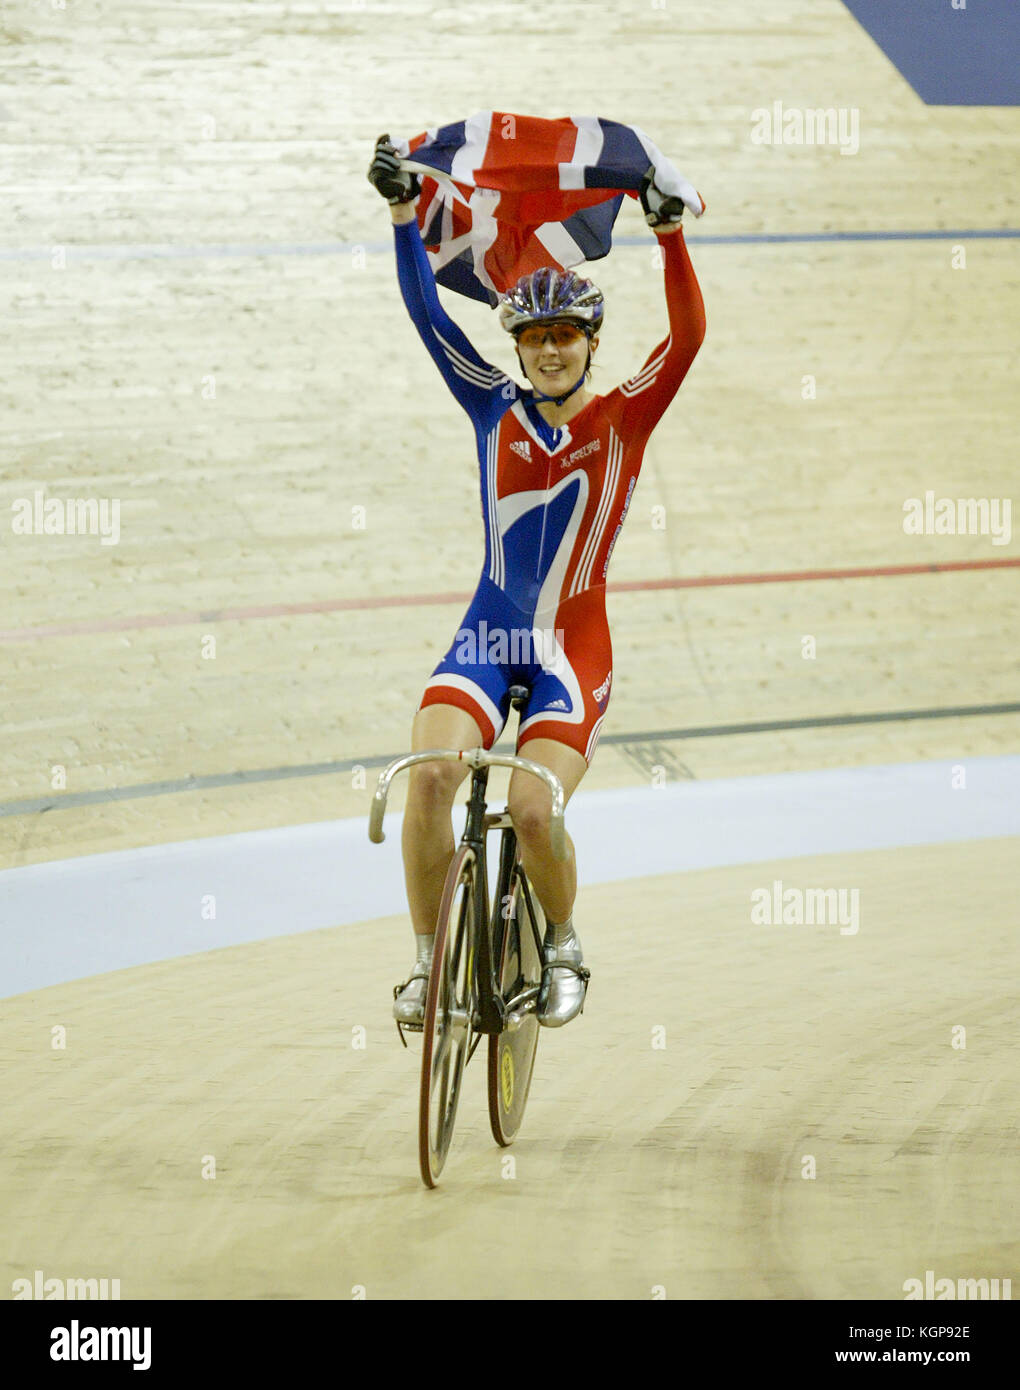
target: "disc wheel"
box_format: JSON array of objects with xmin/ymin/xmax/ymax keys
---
[
  {"xmin": 419, "ymin": 845, "xmax": 477, "ymax": 1187},
  {"xmin": 488, "ymin": 864, "xmax": 543, "ymax": 1146}
]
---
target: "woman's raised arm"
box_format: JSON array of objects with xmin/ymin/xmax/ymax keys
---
[{"xmin": 616, "ymin": 221, "xmax": 706, "ymax": 446}]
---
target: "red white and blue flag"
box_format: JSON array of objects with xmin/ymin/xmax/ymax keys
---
[{"xmin": 394, "ymin": 112, "xmax": 705, "ymax": 306}]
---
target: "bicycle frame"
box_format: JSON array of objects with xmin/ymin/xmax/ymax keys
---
[{"xmin": 369, "ymin": 746, "xmax": 566, "ymax": 1036}]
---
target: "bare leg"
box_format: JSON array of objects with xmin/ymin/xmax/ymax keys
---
[
  {"xmin": 506, "ymin": 738, "xmax": 588, "ymax": 924},
  {"xmin": 401, "ymin": 704, "xmax": 486, "ymax": 935}
]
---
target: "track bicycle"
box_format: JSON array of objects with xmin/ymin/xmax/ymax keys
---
[{"xmin": 369, "ymin": 686, "xmax": 576, "ymax": 1187}]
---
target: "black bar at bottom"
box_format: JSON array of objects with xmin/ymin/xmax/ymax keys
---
[{"xmin": 3, "ymin": 1295, "xmax": 1017, "ymax": 1377}]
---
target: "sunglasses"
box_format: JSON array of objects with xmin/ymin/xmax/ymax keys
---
[{"xmin": 516, "ymin": 323, "xmax": 587, "ymax": 349}]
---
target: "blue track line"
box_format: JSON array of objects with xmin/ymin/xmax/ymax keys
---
[{"xmin": 0, "ymin": 229, "xmax": 1017, "ymax": 263}]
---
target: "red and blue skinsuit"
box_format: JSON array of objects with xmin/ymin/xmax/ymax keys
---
[{"xmin": 393, "ymin": 218, "xmax": 706, "ymax": 762}]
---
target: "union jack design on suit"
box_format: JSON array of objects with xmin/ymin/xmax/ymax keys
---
[{"xmin": 392, "ymin": 211, "xmax": 706, "ymax": 763}]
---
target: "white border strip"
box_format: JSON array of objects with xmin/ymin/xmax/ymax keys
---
[{"xmin": 1, "ymin": 757, "xmax": 1017, "ymax": 999}]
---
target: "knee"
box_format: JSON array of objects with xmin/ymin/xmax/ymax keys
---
[
  {"xmin": 406, "ymin": 762, "xmax": 462, "ymax": 819},
  {"xmin": 509, "ymin": 792, "xmax": 550, "ymax": 846}
]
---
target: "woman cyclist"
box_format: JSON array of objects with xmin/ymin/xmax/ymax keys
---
[{"xmin": 367, "ymin": 135, "xmax": 706, "ymax": 1029}]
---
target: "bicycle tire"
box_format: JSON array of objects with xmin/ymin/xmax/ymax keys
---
[
  {"xmin": 419, "ymin": 844, "xmax": 477, "ymax": 1187},
  {"xmin": 487, "ymin": 856, "xmax": 543, "ymax": 1147}
]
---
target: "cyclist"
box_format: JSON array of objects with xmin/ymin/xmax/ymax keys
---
[{"xmin": 368, "ymin": 135, "xmax": 706, "ymax": 1029}]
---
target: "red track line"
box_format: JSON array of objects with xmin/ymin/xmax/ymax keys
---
[
  {"xmin": 610, "ymin": 556, "xmax": 1020, "ymax": 593},
  {"xmin": 1, "ymin": 557, "xmax": 1017, "ymax": 643}
]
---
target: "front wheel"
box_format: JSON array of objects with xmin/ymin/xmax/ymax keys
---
[
  {"xmin": 419, "ymin": 844, "xmax": 477, "ymax": 1187},
  {"xmin": 488, "ymin": 859, "xmax": 543, "ymax": 1146}
]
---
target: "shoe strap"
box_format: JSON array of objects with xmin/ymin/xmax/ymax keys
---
[
  {"xmin": 393, "ymin": 963, "xmax": 429, "ymax": 999},
  {"xmin": 542, "ymin": 959, "xmax": 590, "ymax": 982}
]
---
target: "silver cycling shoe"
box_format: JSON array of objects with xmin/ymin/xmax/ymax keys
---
[
  {"xmin": 536, "ymin": 925, "xmax": 590, "ymax": 1028},
  {"xmin": 393, "ymin": 965, "xmax": 429, "ymax": 1026}
]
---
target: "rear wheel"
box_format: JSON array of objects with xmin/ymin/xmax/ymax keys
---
[
  {"xmin": 419, "ymin": 845, "xmax": 477, "ymax": 1187},
  {"xmin": 488, "ymin": 855, "xmax": 543, "ymax": 1146}
]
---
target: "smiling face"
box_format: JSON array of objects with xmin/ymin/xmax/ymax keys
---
[{"xmin": 515, "ymin": 321, "xmax": 598, "ymax": 395}]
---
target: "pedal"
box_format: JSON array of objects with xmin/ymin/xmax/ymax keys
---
[
  {"xmin": 503, "ymin": 989, "xmax": 538, "ymax": 1032},
  {"xmin": 394, "ymin": 1019, "xmax": 423, "ymax": 1048}
]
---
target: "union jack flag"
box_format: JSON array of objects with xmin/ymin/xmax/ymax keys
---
[{"xmin": 394, "ymin": 112, "xmax": 705, "ymax": 306}]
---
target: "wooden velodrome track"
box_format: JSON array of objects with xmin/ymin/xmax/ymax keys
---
[{"xmin": 2, "ymin": 1, "xmax": 1018, "ymax": 1300}]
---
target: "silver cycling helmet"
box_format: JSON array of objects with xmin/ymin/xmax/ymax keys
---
[{"xmin": 497, "ymin": 267, "xmax": 604, "ymax": 337}]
